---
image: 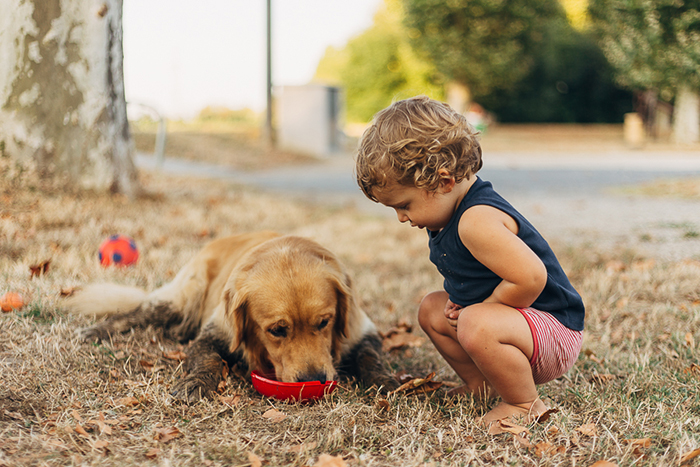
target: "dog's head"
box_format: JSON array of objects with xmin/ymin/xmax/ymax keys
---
[{"xmin": 223, "ymin": 236, "xmax": 353, "ymax": 383}]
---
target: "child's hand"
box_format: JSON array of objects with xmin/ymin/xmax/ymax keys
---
[{"xmin": 444, "ymin": 299, "xmax": 464, "ymax": 328}]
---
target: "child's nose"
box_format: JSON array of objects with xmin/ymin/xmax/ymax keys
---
[{"xmin": 396, "ymin": 211, "xmax": 409, "ymax": 223}]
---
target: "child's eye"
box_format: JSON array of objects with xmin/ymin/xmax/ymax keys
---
[{"xmin": 398, "ymin": 204, "xmax": 409, "ymax": 210}]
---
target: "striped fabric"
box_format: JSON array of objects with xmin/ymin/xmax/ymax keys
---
[{"xmin": 517, "ymin": 307, "xmax": 584, "ymax": 385}]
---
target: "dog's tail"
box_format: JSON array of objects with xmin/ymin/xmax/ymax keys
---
[{"xmin": 62, "ymin": 283, "xmax": 148, "ymax": 317}]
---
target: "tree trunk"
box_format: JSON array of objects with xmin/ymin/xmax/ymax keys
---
[
  {"xmin": 0, "ymin": 0, "xmax": 139, "ymax": 196},
  {"xmin": 673, "ymin": 85, "xmax": 700, "ymax": 145}
]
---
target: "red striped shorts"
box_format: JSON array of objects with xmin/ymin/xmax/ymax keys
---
[{"xmin": 517, "ymin": 307, "xmax": 583, "ymax": 385}]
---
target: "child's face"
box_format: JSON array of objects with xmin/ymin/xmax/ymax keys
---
[{"xmin": 372, "ymin": 180, "xmax": 458, "ymax": 232}]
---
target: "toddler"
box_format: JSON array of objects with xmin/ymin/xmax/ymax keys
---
[{"xmin": 355, "ymin": 96, "xmax": 585, "ymax": 425}]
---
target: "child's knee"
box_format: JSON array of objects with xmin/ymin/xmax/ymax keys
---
[
  {"xmin": 418, "ymin": 291, "xmax": 448, "ymax": 332},
  {"xmin": 455, "ymin": 307, "xmax": 490, "ymax": 352}
]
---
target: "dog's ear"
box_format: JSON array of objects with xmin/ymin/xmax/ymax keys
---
[
  {"xmin": 331, "ymin": 269, "xmax": 353, "ymax": 342},
  {"xmin": 223, "ymin": 287, "xmax": 248, "ymax": 352}
]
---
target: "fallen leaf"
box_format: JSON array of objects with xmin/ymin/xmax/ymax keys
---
[
  {"xmin": 680, "ymin": 447, "xmax": 700, "ymax": 464},
  {"xmin": 60, "ymin": 286, "xmax": 77, "ymax": 297},
  {"xmin": 29, "ymin": 260, "xmax": 50, "ymax": 278},
  {"xmin": 262, "ymin": 408, "xmax": 287, "ymax": 423},
  {"xmin": 576, "ymin": 423, "xmax": 598, "ymax": 437},
  {"xmin": 389, "ymin": 372, "xmax": 443, "ymax": 396},
  {"xmin": 605, "ymin": 260, "xmax": 626, "ymax": 273},
  {"xmin": 163, "ymin": 350, "xmax": 187, "ymax": 361},
  {"xmin": 588, "ymin": 461, "xmax": 617, "ymax": 467},
  {"xmin": 533, "ymin": 408, "xmax": 559, "ymax": 424},
  {"xmin": 74, "ymin": 425, "xmax": 90, "ymax": 438},
  {"xmin": 375, "ymin": 398, "xmax": 390, "ymax": 413},
  {"xmin": 533, "ymin": 441, "xmax": 557, "ymax": 457},
  {"xmin": 589, "ymin": 374, "xmax": 616, "ymax": 385},
  {"xmin": 145, "ymin": 448, "xmax": 160, "ymax": 459},
  {"xmin": 139, "ymin": 360, "xmax": 154, "ymax": 370},
  {"xmin": 684, "ymin": 364, "xmax": 700, "ymax": 376},
  {"xmin": 287, "ymin": 442, "xmax": 317, "ymax": 453},
  {"xmin": 381, "ymin": 328, "xmax": 426, "ymax": 352},
  {"xmin": 625, "ymin": 438, "xmax": 652, "ymax": 448},
  {"xmin": 685, "ymin": 332, "xmax": 695, "ymax": 348},
  {"xmin": 313, "ymin": 454, "xmax": 348, "ymax": 467},
  {"xmin": 217, "ymin": 394, "xmax": 241, "ymax": 407},
  {"xmin": 71, "ymin": 409, "xmax": 83, "ymax": 423},
  {"xmin": 248, "ymin": 451, "xmax": 263, "ymax": 467},
  {"xmin": 93, "ymin": 439, "xmax": 109, "ymax": 452},
  {"xmin": 514, "ymin": 434, "xmax": 533, "ymax": 448},
  {"xmin": 488, "ymin": 418, "xmax": 530, "ymax": 436},
  {"xmin": 154, "ymin": 426, "xmax": 181, "ymax": 443},
  {"xmin": 114, "ymin": 397, "xmax": 139, "ymax": 407}
]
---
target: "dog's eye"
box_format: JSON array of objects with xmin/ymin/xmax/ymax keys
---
[
  {"xmin": 318, "ymin": 318, "xmax": 330, "ymax": 330},
  {"xmin": 268, "ymin": 326, "xmax": 287, "ymax": 338}
]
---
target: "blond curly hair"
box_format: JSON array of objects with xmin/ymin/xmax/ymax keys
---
[{"xmin": 355, "ymin": 96, "xmax": 482, "ymax": 202}]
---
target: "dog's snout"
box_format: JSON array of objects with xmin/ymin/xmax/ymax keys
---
[{"xmin": 298, "ymin": 371, "xmax": 330, "ymax": 384}]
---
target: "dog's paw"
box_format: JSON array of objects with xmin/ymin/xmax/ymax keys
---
[
  {"xmin": 78, "ymin": 324, "xmax": 112, "ymax": 342},
  {"xmin": 170, "ymin": 375, "xmax": 218, "ymax": 404}
]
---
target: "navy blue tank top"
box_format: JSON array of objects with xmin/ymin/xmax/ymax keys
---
[{"xmin": 428, "ymin": 177, "xmax": 585, "ymax": 331}]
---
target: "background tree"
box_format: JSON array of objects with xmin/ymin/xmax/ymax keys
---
[
  {"xmin": 314, "ymin": 0, "xmax": 444, "ymax": 123},
  {"xmin": 589, "ymin": 0, "xmax": 700, "ymax": 143},
  {"xmin": 0, "ymin": 0, "xmax": 139, "ymax": 195},
  {"xmin": 478, "ymin": 16, "xmax": 632, "ymax": 123},
  {"xmin": 402, "ymin": 0, "xmax": 565, "ymax": 105}
]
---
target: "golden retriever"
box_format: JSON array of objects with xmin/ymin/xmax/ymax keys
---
[{"xmin": 64, "ymin": 231, "xmax": 397, "ymax": 402}]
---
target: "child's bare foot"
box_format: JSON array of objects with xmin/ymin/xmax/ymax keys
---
[{"xmin": 480, "ymin": 398, "xmax": 549, "ymax": 431}]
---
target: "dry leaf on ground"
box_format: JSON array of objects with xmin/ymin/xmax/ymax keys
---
[
  {"xmin": 589, "ymin": 374, "xmax": 617, "ymax": 385},
  {"xmin": 313, "ymin": 454, "xmax": 348, "ymax": 467},
  {"xmin": 145, "ymin": 448, "xmax": 160, "ymax": 459},
  {"xmin": 163, "ymin": 350, "xmax": 187, "ymax": 361},
  {"xmin": 625, "ymin": 438, "xmax": 652, "ymax": 448},
  {"xmin": 488, "ymin": 418, "xmax": 530, "ymax": 436},
  {"xmin": 29, "ymin": 260, "xmax": 50, "ymax": 278},
  {"xmin": 217, "ymin": 394, "xmax": 241, "ymax": 407},
  {"xmin": 576, "ymin": 423, "xmax": 598, "ymax": 437},
  {"xmin": 248, "ymin": 451, "xmax": 263, "ymax": 467},
  {"xmin": 533, "ymin": 408, "xmax": 559, "ymax": 424},
  {"xmin": 113, "ymin": 396, "xmax": 140, "ymax": 407},
  {"xmin": 680, "ymin": 447, "xmax": 700, "ymax": 464},
  {"xmin": 389, "ymin": 372, "xmax": 443, "ymax": 396},
  {"xmin": 588, "ymin": 461, "xmax": 617, "ymax": 467},
  {"xmin": 262, "ymin": 408, "xmax": 287, "ymax": 423},
  {"xmin": 154, "ymin": 426, "xmax": 182, "ymax": 443},
  {"xmin": 380, "ymin": 321, "xmax": 426, "ymax": 352}
]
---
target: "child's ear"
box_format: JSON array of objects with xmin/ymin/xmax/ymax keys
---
[{"xmin": 437, "ymin": 168, "xmax": 456, "ymax": 193}]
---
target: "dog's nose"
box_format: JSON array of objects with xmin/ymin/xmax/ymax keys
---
[{"xmin": 298, "ymin": 371, "xmax": 329, "ymax": 384}]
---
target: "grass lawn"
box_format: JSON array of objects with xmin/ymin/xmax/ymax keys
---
[{"xmin": 1, "ymin": 127, "xmax": 700, "ymax": 466}]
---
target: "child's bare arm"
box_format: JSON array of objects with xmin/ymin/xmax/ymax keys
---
[{"xmin": 458, "ymin": 205, "xmax": 547, "ymax": 308}]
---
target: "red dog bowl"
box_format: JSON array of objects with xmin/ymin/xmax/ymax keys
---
[{"xmin": 251, "ymin": 370, "xmax": 337, "ymax": 402}]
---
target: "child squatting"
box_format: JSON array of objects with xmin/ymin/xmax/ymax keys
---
[{"xmin": 355, "ymin": 96, "xmax": 585, "ymax": 427}]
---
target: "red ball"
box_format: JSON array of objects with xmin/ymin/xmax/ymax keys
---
[{"xmin": 99, "ymin": 235, "xmax": 139, "ymax": 267}]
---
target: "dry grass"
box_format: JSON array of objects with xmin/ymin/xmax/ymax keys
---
[
  {"xmin": 2, "ymin": 140, "xmax": 700, "ymax": 467},
  {"xmin": 132, "ymin": 119, "xmax": 318, "ymax": 170}
]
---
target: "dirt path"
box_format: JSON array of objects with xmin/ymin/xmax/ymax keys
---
[{"xmin": 137, "ymin": 124, "xmax": 700, "ymax": 262}]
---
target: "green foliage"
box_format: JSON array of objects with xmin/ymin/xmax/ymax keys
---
[
  {"xmin": 480, "ymin": 20, "xmax": 633, "ymax": 123},
  {"xmin": 313, "ymin": 0, "xmax": 444, "ymax": 123},
  {"xmin": 589, "ymin": 0, "xmax": 700, "ymax": 93},
  {"xmin": 402, "ymin": 0, "xmax": 566, "ymax": 96}
]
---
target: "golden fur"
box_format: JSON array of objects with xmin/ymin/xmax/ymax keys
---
[{"xmin": 64, "ymin": 232, "xmax": 395, "ymax": 401}]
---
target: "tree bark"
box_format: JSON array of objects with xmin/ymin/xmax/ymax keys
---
[
  {"xmin": 0, "ymin": 0, "xmax": 139, "ymax": 196},
  {"xmin": 673, "ymin": 85, "xmax": 700, "ymax": 145}
]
